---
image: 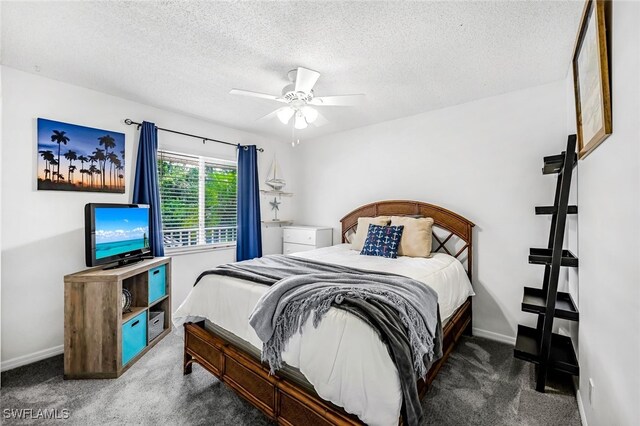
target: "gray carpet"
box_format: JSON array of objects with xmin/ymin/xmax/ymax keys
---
[{"xmin": 1, "ymin": 333, "xmax": 580, "ymax": 425}]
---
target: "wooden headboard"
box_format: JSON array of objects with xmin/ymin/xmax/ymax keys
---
[{"xmin": 340, "ymin": 200, "xmax": 475, "ymax": 280}]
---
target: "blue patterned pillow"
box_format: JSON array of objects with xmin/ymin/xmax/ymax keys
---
[{"xmin": 360, "ymin": 224, "xmax": 404, "ymax": 258}]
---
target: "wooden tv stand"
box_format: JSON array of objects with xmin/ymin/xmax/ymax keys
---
[{"xmin": 64, "ymin": 257, "xmax": 171, "ymax": 379}]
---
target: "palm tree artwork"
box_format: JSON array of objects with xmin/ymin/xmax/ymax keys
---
[
  {"xmin": 88, "ymin": 165, "xmax": 98, "ymax": 188},
  {"xmin": 49, "ymin": 159, "xmax": 59, "ymax": 181},
  {"xmin": 63, "ymin": 150, "xmax": 77, "ymax": 184},
  {"xmin": 37, "ymin": 118, "xmax": 125, "ymax": 193},
  {"xmin": 68, "ymin": 165, "xmax": 77, "ymax": 184},
  {"xmin": 39, "ymin": 150, "xmax": 55, "ymax": 181},
  {"xmin": 107, "ymin": 151, "xmax": 119, "ymax": 188},
  {"xmin": 77, "ymin": 155, "xmax": 89, "ymax": 187},
  {"xmin": 98, "ymin": 135, "xmax": 116, "ymax": 188},
  {"xmin": 92, "ymin": 148, "xmax": 106, "ymax": 189},
  {"xmin": 51, "ymin": 130, "xmax": 69, "ymax": 182},
  {"xmin": 88, "ymin": 156, "xmax": 97, "ymax": 188},
  {"xmin": 93, "ymin": 168, "xmax": 102, "ymax": 187}
]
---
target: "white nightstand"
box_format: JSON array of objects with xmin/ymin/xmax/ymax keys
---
[
  {"xmin": 282, "ymin": 225, "xmax": 333, "ymax": 254},
  {"xmin": 262, "ymin": 220, "xmax": 293, "ymax": 255}
]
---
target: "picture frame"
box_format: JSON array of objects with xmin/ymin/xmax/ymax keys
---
[
  {"xmin": 572, "ymin": 0, "xmax": 612, "ymax": 160},
  {"xmin": 37, "ymin": 118, "xmax": 126, "ymax": 193}
]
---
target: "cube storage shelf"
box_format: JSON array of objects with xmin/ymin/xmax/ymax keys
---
[{"xmin": 64, "ymin": 257, "xmax": 172, "ymax": 379}]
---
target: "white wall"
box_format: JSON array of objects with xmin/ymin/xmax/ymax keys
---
[
  {"xmin": 0, "ymin": 53, "xmax": 3, "ymax": 365},
  {"xmin": 567, "ymin": 2, "xmax": 640, "ymax": 425},
  {"xmin": 292, "ymin": 80, "xmax": 571, "ymax": 342},
  {"xmin": 0, "ymin": 66, "xmax": 294, "ymax": 369}
]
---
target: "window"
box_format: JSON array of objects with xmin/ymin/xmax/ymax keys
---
[{"xmin": 157, "ymin": 150, "xmax": 237, "ymax": 250}]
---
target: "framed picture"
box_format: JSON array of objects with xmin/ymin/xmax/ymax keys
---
[
  {"xmin": 37, "ymin": 118, "xmax": 125, "ymax": 193},
  {"xmin": 572, "ymin": 0, "xmax": 612, "ymax": 160}
]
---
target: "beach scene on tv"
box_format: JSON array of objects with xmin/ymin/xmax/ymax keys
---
[
  {"xmin": 95, "ymin": 208, "xmax": 150, "ymax": 260},
  {"xmin": 37, "ymin": 118, "xmax": 125, "ymax": 193}
]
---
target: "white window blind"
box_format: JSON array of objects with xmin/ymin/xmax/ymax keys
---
[{"xmin": 158, "ymin": 150, "xmax": 237, "ymax": 249}]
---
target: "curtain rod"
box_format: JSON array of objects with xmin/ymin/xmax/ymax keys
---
[{"xmin": 123, "ymin": 119, "xmax": 264, "ymax": 152}]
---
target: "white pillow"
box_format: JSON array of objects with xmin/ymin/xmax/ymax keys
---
[
  {"xmin": 350, "ymin": 216, "xmax": 391, "ymax": 251},
  {"xmin": 345, "ymin": 229, "xmax": 356, "ymax": 244}
]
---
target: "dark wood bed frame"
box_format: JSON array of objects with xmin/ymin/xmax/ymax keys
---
[{"xmin": 183, "ymin": 200, "xmax": 475, "ymax": 425}]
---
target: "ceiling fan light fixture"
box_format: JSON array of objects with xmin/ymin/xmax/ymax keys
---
[
  {"xmin": 277, "ymin": 107, "xmax": 294, "ymax": 124},
  {"xmin": 230, "ymin": 67, "xmax": 366, "ymax": 131},
  {"xmin": 294, "ymin": 112, "xmax": 308, "ymax": 129},
  {"xmin": 301, "ymin": 106, "xmax": 318, "ymax": 124}
]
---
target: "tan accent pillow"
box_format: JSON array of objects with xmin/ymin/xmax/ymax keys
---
[
  {"xmin": 345, "ymin": 229, "xmax": 356, "ymax": 244},
  {"xmin": 390, "ymin": 216, "xmax": 435, "ymax": 257},
  {"xmin": 350, "ymin": 216, "xmax": 391, "ymax": 251}
]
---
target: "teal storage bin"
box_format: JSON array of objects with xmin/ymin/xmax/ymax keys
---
[
  {"xmin": 148, "ymin": 265, "xmax": 166, "ymax": 304},
  {"xmin": 122, "ymin": 311, "xmax": 147, "ymax": 366}
]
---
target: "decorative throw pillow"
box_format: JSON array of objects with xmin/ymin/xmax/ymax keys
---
[
  {"xmin": 360, "ymin": 224, "xmax": 404, "ymax": 258},
  {"xmin": 345, "ymin": 229, "xmax": 356, "ymax": 244},
  {"xmin": 350, "ymin": 216, "xmax": 391, "ymax": 251},
  {"xmin": 390, "ymin": 216, "xmax": 435, "ymax": 257}
]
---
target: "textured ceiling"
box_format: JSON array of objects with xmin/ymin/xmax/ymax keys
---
[{"xmin": 2, "ymin": 1, "xmax": 583, "ymax": 142}]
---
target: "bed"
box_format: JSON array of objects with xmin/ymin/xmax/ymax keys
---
[{"xmin": 174, "ymin": 200, "xmax": 475, "ymax": 426}]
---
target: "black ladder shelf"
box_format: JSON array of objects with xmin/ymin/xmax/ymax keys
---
[{"xmin": 514, "ymin": 135, "xmax": 580, "ymax": 392}]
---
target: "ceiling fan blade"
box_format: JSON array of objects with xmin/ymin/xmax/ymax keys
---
[
  {"xmin": 294, "ymin": 67, "xmax": 320, "ymax": 94},
  {"xmin": 312, "ymin": 111, "xmax": 329, "ymax": 127},
  {"xmin": 257, "ymin": 108, "xmax": 283, "ymax": 122},
  {"xmin": 310, "ymin": 94, "xmax": 365, "ymax": 106},
  {"xmin": 229, "ymin": 89, "xmax": 285, "ymax": 102}
]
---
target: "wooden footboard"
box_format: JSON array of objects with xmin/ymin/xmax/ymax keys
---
[{"xmin": 183, "ymin": 297, "xmax": 472, "ymax": 426}]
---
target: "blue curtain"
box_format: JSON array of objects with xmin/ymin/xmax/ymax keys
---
[
  {"xmin": 236, "ymin": 145, "xmax": 262, "ymax": 261},
  {"xmin": 132, "ymin": 121, "xmax": 164, "ymax": 257}
]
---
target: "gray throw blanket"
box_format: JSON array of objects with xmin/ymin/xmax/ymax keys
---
[{"xmin": 196, "ymin": 255, "xmax": 443, "ymax": 426}]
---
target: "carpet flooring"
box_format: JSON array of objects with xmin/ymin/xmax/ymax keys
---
[{"xmin": 1, "ymin": 333, "xmax": 581, "ymax": 425}]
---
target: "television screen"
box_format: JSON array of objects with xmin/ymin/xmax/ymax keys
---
[
  {"xmin": 85, "ymin": 203, "xmax": 151, "ymax": 267},
  {"xmin": 94, "ymin": 207, "xmax": 150, "ymax": 259}
]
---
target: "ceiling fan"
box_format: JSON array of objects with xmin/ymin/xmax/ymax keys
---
[{"xmin": 229, "ymin": 67, "xmax": 365, "ymax": 130}]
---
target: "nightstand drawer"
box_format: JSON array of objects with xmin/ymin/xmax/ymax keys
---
[
  {"xmin": 283, "ymin": 228, "xmax": 316, "ymax": 245},
  {"xmin": 148, "ymin": 265, "xmax": 166, "ymax": 303},
  {"xmin": 122, "ymin": 311, "xmax": 147, "ymax": 366},
  {"xmin": 283, "ymin": 242, "xmax": 316, "ymax": 255}
]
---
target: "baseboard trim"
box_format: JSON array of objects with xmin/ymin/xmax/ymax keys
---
[
  {"xmin": 472, "ymin": 327, "xmax": 516, "ymax": 345},
  {"xmin": 1, "ymin": 345, "xmax": 64, "ymax": 372},
  {"xmin": 576, "ymin": 388, "xmax": 588, "ymax": 426}
]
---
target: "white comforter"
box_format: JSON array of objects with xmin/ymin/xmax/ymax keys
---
[{"xmin": 173, "ymin": 244, "xmax": 474, "ymax": 426}]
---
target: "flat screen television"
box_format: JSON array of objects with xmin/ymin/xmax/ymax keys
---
[{"xmin": 85, "ymin": 203, "xmax": 152, "ymax": 267}]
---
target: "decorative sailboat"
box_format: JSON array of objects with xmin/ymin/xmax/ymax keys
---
[{"xmin": 265, "ymin": 156, "xmax": 286, "ymax": 191}]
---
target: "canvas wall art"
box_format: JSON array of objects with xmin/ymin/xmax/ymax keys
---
[{"xmin": 37, "ymin": 118, "xmax": 125, "ymax": 193}]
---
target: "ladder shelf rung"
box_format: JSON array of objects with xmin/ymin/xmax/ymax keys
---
[
  {"xmin": 528, "ymin": 248, "xmax": 578, "ymax": 267},
  {"xmin": 513, "ymin": 325, "xmax": 579, "ymax": 376},
  {"xmin": 542, "ymin": 152, "xmax": 577, "ymax": 175},
  {"xmin": 542, "ymin": 153, "xmax": 565, "ymax": 174},
  {"xmin": 521, "ymin": 287, "xmax": 579, "ymax": 321},
  {"xmin": 535, "ymin": 205, "xmax": 578, "ymax": 215}
]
